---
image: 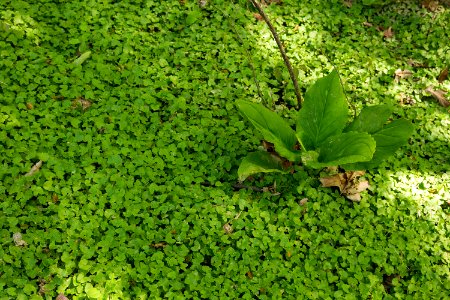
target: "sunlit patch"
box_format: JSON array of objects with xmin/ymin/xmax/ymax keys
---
[
  {"xmin": 383, "ymin": 170, "xmax": 449, "ymax": 221},
  {"xmin": 1, "ymin": 10, "xmax": 41, "ymax": 45}
]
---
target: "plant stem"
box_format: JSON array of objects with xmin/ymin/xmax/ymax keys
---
[
  {"xmin": 249, "ymin": 0, "xmax": 303, "ymax": 106},
  {"xmin": 214, "ymin": 1, "xmax": 269, "ymax": 104}
]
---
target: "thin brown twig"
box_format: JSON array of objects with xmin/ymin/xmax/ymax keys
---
[{"xmin": 249, "ymin": 0, "xmax": 303, "ymax": 107}]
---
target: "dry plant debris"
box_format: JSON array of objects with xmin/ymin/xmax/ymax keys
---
[{"xmin": 320, "ymin": 171, "xmax": 370, "ymax": 202}]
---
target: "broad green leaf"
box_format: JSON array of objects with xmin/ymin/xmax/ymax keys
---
[
  {"xmin": 345, "ymin": 104, "xmax": 393, "ymax": 134},
  {"xmin": 238, "ymin": 151, "xmax": 288, "ymax": 181},
  {"xmin": 85, "ymin": 283, "xmax": 102, "ymax": 299},
  {"xmin": 302, "ymin": 132, "xmax": 376, "ymax": 168},
  {"xmin": 344, "ymin": 119, "xmax": 414, "ymax": 170},
  {"xmin": 296, "ymin": 70, "xmax": 348, "ymax": 150},
  {"xmin": 186, "ymin": 11, "xmax": 201, "ymax": 26},
  {"xmin": 237, "ymin": 100, "xmax": 301, "ymax": 162}
]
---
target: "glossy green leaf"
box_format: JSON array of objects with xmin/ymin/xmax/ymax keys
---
[
  {"xmin": 237, "ymin": 100, "xmax": 301, "ymax": 162},
  {"xmin": 344, "ymin": 119, "xmax": 414, "ymax": 170},
  {"xmin": 345, "ymin": 104, "xmax": 393, "ymax": 134},
  {"xmin": 302, "ymin": 132, "xmax": 376, "ymax": 168},
  {"xmin": 296, "ymin": 70, "xmax": 348, "ymax": 150},
  {"xmin": 85, "ymin": 283, "xmax": 102, "ymax": 299},
  {"xmin": 238, "ymin": 151, "xmax": 288, "ymax": 181}
]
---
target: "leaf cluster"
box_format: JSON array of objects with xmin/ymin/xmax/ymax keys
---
[{"xmin": 237, "ymin": 70, "xmax": 414, "ymax": 181}]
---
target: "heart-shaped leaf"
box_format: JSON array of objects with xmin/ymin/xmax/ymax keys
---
[
  {"xmin": 237, "ymin": 100, "xmax": 301, "ymax": 162},
  {"xmin": 302, "ymin": 132, "xmax": 376, "ymax": 168},
  {"xmin": 344, "ymin": 119, "xmax": 414, "ymax": 170},
  {"xmin": 345, "ymin": 104, "xmax": 393, "ymax": 134},
  {"xmin": 238, "ymin": 151, "xmax": 288, "ymax": 181},
  {"xmin": 296, "ymin": 70, "xmax": 348, "ymax": 150}
]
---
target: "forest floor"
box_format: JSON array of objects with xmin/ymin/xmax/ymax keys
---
[{"xmin": 1, "ymin": 0, "xmax": 449, "ymax": 299}]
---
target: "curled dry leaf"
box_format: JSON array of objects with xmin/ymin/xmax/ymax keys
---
[
  {"xmin": 299, "ymin": 198, "xmax": 308, "ymax": 206},
  {"xmin": 52, "ymin": 193, "xmax": 59, "ymax": 203},
  {"xmin": 198, "ymin": 0, "xmax": 208, "ymax": 7},
  {"xmin": 383, "ymin": 27, "xmax": 394, "ymax": 39},
  {"xmin": 253, "ymin": 13, "xmax": 264, "ymax": 21},
  {"xmin": 363, "ymin": 21, "xmax": 373, "ymax": 27},
  {"xmin": 223, "ymin": 223, "xmax": 233, "ymax": 234},
  {"xmin": 246, "ymin": 271, "xmax": 254, "ymax": 279},
  {"xmin": 25, "ymin": 160, "xmax": 43, "ymax": 177},
  {"xmin": 13, "ymin": 232, "xmax": 28, "ymax": 246},
  {"xmin": 438, "ymin": 67, "xmax": 448, "ymax": 83},
  {"xmin": 56, "ymin": 294, "xmax": 69, "ymax": 300},
  {"xmin": 320, "ymin": 171, "xmax": 369, "ymax": 202},
  {"xmin": 394, "ymin": 69, "xmax": 413, "ymax": 82},
  {"xmin": 425, "ymin": 86, "xmax": 450, "ymax": 107},
  {"xmin": 421, "ymin": 0, "xmax": 439, "ymax": 11},
  {"xmin": 151, "ymin": 242, "xmax": 167, "ymax": 249},
  {"xmin": 71, "ymin": 97, "xmax": 92, "ymax": 111}
]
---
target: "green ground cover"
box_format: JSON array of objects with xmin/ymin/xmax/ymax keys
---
[{"xmin": 1, "ymin": 0, "xmax": 449, "ymax": 298}]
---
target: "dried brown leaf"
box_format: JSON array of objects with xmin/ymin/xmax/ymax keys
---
[
  {"xmin": 38, "ymin": 279, "xmax": 47, "ymax": 295},
  {"xmin": 223, "ymin": 223, "xmax": 233, "ymax": 234},
  {"xmin": 394, "ymin": 69, "xmax": 413, "ymax": 82},
  {"xmin": 383, "ymin": 27, "xmax": 394, "ymax": 39},
  {"xmin": 299, "ymin": 198, "xmax": 308, "ymax": 206},
  {"xmin": 422, "ymin": 0, "xmax": 439, "ymax": 11},
  {"xmin": 246, "ymin": 271, "xmax": 254, "ymax": 279},
  {"xmin": 346, "ymin": 180, "xmax": 370, "ymax": 195},
  {"xmin": 253, "ymin": 13, "xmax": 264, "ymax": 21},
  {"xmin": 438, "ymin": 67, "xmax": 449, "ymax": 83},
  {"xmin": 25, "ymin": 160, "xmax": 43, "ymax": 177},
  {"xmin": 320, "ymin": 171, "xmax": 369, "ymax": 201},
  {"xmin": 346, "ymin": 193, "xmax": 362, "ymax": 202},
  {"xmin": 52, "ymin": 193, "xmax": 59, "ymax": 203},
  {"xmin": 13, "ymin": 232, "xmax": 28, "ymax": 246},
  {"xmin": 320, "ymin": 174, "xmax": 344, "ymax": 191},
  {"xmin": 26, "ymin": 102, "xmax": 34, "ymax": 110},
  {"xmin": 72, "ymin": 97, "xmax": 92, "ymax": 111},
  {"xmin": 347, "ymin": 170, "xmax": 365, "ymax": 181},
  {"xmin": 151, "ymin": 242, "xmax": 167, "ymax": 249},
  {"xmin": 56, "ymin": 294, "xmax": 69, "ymax": 300},
  {"xmin": 425, "ymin": 86, "xmax": 450, "ymax": 107},
  {"xmin": 363, "ymin": 21, "xmax": 373, "ymax": 27}
]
